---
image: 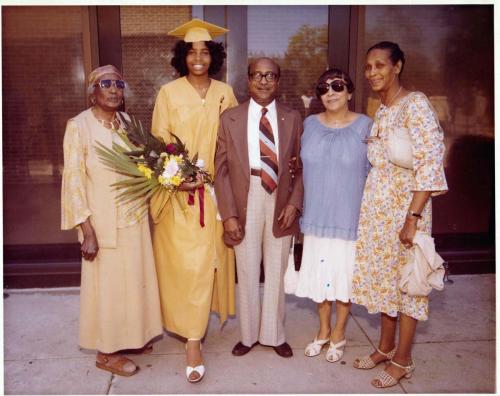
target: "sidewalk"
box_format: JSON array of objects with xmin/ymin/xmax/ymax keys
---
[{"xmin": 4, "ymin": 274, "xmax": 496, "ymax": 394}]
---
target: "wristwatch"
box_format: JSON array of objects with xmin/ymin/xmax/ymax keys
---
[{"xmin": 407, "ymin": 210, "xmax": 422, "ymax": 219}]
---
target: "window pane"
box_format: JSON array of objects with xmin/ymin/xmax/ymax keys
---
[
  {"xmin": 360, "ymin": 5, "xmax": 494, "ymax": 235},
  {"xmin": 243, "ymin": 5, "xmax": 329, "ymax": 118},
  {"xmin": 3, "ymin": 6, "xmax": 87, "ymax": 244}
]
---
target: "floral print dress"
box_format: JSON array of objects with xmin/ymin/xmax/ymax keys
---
[{"xmin": 351, "ymin": 92, "xmax": 448, "ymax": 321}]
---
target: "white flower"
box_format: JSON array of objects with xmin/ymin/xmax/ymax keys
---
[
  {"xmin": 162, "ymin": 158, "xmax": 180, "ymax": 178},
  {"xmin": 195, "ymin": 158, "xmax": 205, "ymax": 169}
]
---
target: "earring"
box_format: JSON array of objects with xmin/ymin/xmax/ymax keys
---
[{"xmin": 90, "ymin": 96, "xmax": 96, "ymax": 105}]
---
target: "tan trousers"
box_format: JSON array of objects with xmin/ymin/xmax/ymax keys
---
[{"xmin": 234, "ymin": 176, "xmax": 292, "ymax": 347}]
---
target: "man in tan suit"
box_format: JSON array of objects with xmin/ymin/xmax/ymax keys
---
[{"xmin": 215, "ymin": 58, "xmax": 303, "ymax": 358}]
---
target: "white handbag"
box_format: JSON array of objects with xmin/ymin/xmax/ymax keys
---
[
  {"xmin": 399, "ymin": 231, "xmax": 445, "ymax": 296},
  {"xmin": 386, "ymin": 127, "xmax": 414, "ymax": 169},
  {"xmin": 284, "ymin": 237, "xmax": 299, "ymax": 294}
]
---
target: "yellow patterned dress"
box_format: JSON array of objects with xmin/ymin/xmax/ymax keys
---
[
  {"xmin": 61, "ymin": 108, "xmax": 163, "ymax": 352},
  {"xmin": 351, "ymin": 92, "xmax": 448, "ymax": 321},
  {"xmin": 150, "ymin": 77, "xmax": 238, "ymax": 339}
]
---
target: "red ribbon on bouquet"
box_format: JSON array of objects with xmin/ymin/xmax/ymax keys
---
[{"xmin": 187, "ymin": 187, "xmax": 205, "ymax": 227}]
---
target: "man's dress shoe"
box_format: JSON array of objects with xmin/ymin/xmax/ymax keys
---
[
  {"xmin": 232, "ymin": 341, "xmax": 258, "ymax": 356},
  {"xmin": 273, "ymin": 342, "xmax": 293, "ymax": 358}
]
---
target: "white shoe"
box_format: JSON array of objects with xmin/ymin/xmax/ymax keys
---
[
  {"xmin": 186, "ymin": 365, "xmax": 205, "ymax": 383},
  {"xmin": 304, "ymin": 338, "xmax": 329, "ymax": 357},
  {"xmin": 326, "ymin": 339, "xmax": 346, "ymax": 363},
  {"xmin": 185, "ymin": 339, "xmax": 205, "ymax": 383}
]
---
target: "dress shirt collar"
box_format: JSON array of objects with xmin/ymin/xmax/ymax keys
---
[{"xmin": 249, "ymin": 98, "xmax": 277, "ymax": 118}]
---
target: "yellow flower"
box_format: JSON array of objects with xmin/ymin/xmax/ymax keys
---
[
  {"xmin": 170, "ymin": 175, "xmax": 183, "ymax": 186},
  {"xmin": 137, "ymin": 164, "xmax": 153, "ymax": 179}
]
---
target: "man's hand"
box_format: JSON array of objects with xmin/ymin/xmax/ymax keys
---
[
  {"xmin": 288, "ymin": 156, "xmax": 297, "ymax": 179},
  {"xmin": 223, "ymin": 217, "xmax": 243, "ymax": 241},
  {"xmin": 278, "ymin": 204, "xmax": 298, "ymax": 230}
]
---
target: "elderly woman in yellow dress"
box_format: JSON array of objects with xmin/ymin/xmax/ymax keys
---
[
  {"xmin": 149, "ymin": 19, "xmax": 238, "ymax": 383},
  {"xmin": 351, "ymin": 41, "xmax": 448, "ymax": 388},
  {"xmin": 61, "ymin": 65, "xmax": 163, "ymax": 377}
]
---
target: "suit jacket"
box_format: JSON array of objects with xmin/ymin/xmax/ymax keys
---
[{"xmin": 215, "ymin": 100, "xmax": 304, "ymax": 246}]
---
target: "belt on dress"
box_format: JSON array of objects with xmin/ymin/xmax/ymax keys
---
[{"xmin": 250, "ymin": 168, "xmax": 261, "ymax": 176}]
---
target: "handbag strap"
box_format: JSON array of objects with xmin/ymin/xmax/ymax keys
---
[
  {"xmin": 393, "ymin": 92, "xmax": 416, "ymax": 128},
  {"xmin": 393, "ymin": 91, "xmax": 442, "ymax": 132}
]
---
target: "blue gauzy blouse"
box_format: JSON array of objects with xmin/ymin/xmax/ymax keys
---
[{"xmin": 299, "ymin": 114, "xmax": 372, "ymax": 240}]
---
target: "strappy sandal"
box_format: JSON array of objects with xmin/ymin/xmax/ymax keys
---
[
  {"xmin": 185, "ymin": 340, "xmax": 205, "ymax": 383},
  {"xmin": 371, "ymin": 359, "xmax": 415, "ymax": 388},
  {"xmin": 325, "ymin": 339, "xmax": 346, "ymax": 363},
  {"xmin": 304, "ymin": 338, "xmax": 329, "ymax": 357},
  {"xmin": 96, "ymin": 353, "xmax": 139, "ymax": 377},
  {"xmin": 353, "ymin": 346, "xmax": 396, "ymax": 369}
]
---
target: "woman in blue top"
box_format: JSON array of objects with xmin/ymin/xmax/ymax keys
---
[{"xmin": 295, "ymin": 68, "xmax": 372, "ymax": 363}]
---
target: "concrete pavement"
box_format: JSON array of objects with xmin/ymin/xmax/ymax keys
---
[{"xmin": 4, "ymin": 274, "xmax": 496, "ymax": 394}]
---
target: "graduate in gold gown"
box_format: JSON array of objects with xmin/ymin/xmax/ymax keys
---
[{"xmin": 149, "ymin": 19, "xmax": 238, "ymax": 383}]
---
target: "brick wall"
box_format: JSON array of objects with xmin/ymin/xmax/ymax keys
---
[{"xmin": 120, "ymin": 6, "xmax": 191, "ymax": 132}]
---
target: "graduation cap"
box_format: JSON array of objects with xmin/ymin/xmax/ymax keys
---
[{"xmin": 168, "ymin": 18, "xmax": 229, "ymax": 43}]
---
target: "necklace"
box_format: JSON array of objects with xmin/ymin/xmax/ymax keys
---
[
  {"xmin": 324, "ymin": 110, "xmax": 349, "ymax": 128},
  {"xmin": 384, "ymin": 86, "xmax": 403, "ymax": 107},
  {"xmin": 92, "ymin": 108, "xmax": 119, "ymax": 130}
]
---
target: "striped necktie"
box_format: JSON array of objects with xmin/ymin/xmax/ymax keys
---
[{"xmin": 259, "ymin": 107, "xmax": 278, "ymax": 193}]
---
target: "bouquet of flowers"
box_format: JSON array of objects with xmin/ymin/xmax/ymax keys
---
[{"xmin": 95, "ymin": 114, "xmax": 213, "ymax": 216}]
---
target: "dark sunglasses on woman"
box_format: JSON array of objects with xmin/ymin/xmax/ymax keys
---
[
  {"xmin": 316, "ymin": 81, "xmax": 346, "ymax": 96},
  {"xmin": 95, "ymin": 79, "xmax": 126, "ymax": 90}
]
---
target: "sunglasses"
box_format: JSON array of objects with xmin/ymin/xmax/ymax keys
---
[
  {"xmin": 249, "ymin": 72, "xmax": 279, "ymax": 82},
  {"xmin": 95, "ymin": 79, "xmax": 126, "ymax": 90},
  {"xmin": 316, "ymin": 81, "xmax": 347, "ymax": 96}
]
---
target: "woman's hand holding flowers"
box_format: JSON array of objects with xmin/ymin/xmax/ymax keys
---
[{"xmin": 178, "ymin": 172, "xmax": 205, "ymax": 191}]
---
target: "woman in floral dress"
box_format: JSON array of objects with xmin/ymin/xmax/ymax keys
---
[{"xmin": 351, "ymin": 42, "xmax": 448, "ymax": 388}]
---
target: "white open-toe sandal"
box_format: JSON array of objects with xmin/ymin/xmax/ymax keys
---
[
  {"xmin": 186, "ymin": 365, "xmax": 205, "ymax": 383},
  {"xmin": 304, "ymin": 338, "xmax": 330, "ymax": 357},
  {"xmin": 326, "ymin": 339, "xmax": 346, "ymax": 363},
  {"xmin": 185, "ymin": 340, "xmax": 205, "ymax": 383}
]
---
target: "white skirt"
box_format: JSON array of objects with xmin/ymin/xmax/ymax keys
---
[{"xmin": 294, "ymin": 234, "xmax": 356, "ymax": 303}]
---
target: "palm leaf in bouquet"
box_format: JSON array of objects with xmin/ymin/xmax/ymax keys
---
[
  {"xmin": 94, "ymin": 141, "xmax": 144, "ymax": 177},
  {"xmin": 117, "ymin": 113, "xmax": 166, "ymax": 172},
  {"xmin": 95, "ymin": 114, "xmax": 214, "ymax": 222}
]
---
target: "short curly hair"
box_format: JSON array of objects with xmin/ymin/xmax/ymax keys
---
[
  {"xmin": 170, "ymin": 40, "xmax": 226, "ymax": 77},
  {"xmin": 315, "ymin": 68, "xmax": 354, "ymax": 99}
]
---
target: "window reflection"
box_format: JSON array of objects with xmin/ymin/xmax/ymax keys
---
[
  {"xmin": 361, "ymin": 5, "xmax": 494, "ymax": 236},
  {"xmin": 245, "ymin": 6, "xmax": 328, "ymax": 118},
  {"xmin": 362, "ymin": 6, "xmax": 493, "ymax": 139},
  {"xmin": 3, "ymin": 6, "xmax": 87, "ymax": 244}
]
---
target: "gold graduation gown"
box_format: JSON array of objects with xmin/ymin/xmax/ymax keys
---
[{"xmin": 150, "ymin": 77, "xmax": 238, "ymax": 339}]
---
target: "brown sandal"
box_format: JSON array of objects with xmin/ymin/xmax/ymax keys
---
[{"xmin": 96, "ymin": 354, "xmax": 139, "ymax": 377}]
